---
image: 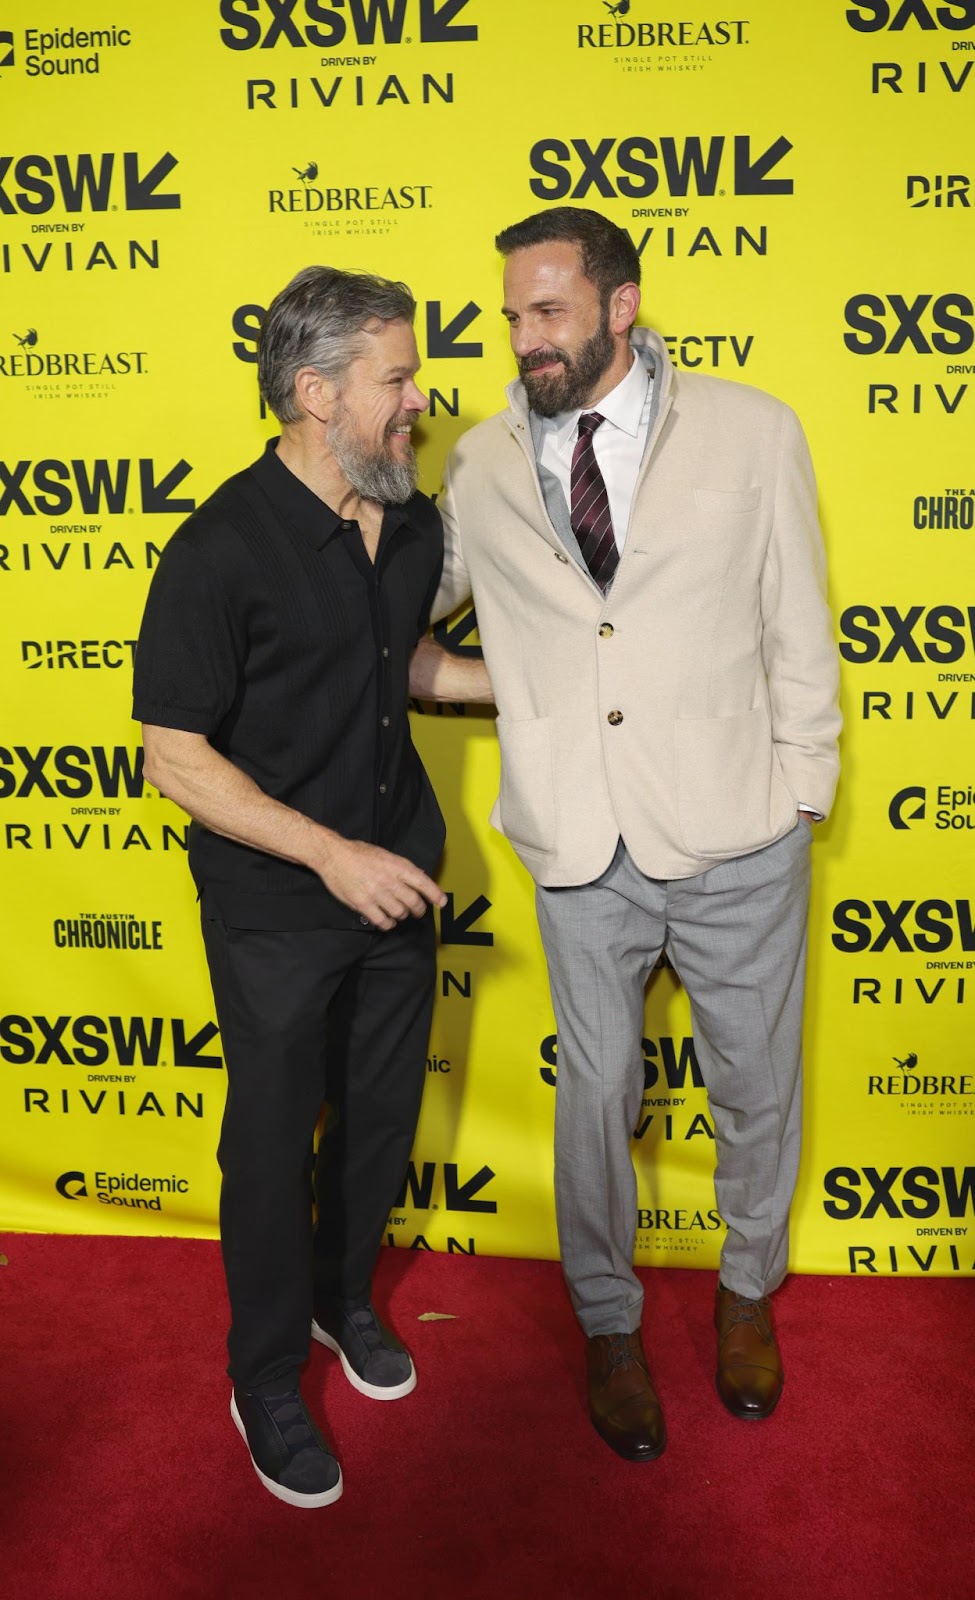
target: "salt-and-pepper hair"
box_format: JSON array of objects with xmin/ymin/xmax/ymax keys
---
[{"xmin": 258, "ymin": 264, "xmax": 416, "ymax": 424}]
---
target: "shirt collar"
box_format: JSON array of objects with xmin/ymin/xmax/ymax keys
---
[
  {"xmin": 547, "ymin": 351, "xmax": 650, "ymax": 455},
  {"xmin": 250, "ymin": 438, "xmax": 411, "ymax": 551}
]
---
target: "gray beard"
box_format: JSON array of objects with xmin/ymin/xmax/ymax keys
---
[{"xmin": 329, "ymin": 405, "xmax": 418, "ymax": 504}]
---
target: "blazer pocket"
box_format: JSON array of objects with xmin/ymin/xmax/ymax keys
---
[
  {"xmin": 693, "ymin": 487, "xmax": 762, "ymax": 519},
  {"xmin": 675, "ymin": 706, "xmax": 792, "ymax": 856},
  {"xmin": 494, "ymin": 716, "xmax": 556, "ymax": 853}
]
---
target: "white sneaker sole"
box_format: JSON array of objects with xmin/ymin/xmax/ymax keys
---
[
  {"xmin": 231, "ymin": 1393, "xmax": 343, "ymax": 1508},
  {"xmin": 311, "ymin": 1319, "xmax": 417, "ymax": 1400}
]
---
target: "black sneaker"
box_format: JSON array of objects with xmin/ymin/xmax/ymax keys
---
[
  {"xmin": 231, "ymin": 1388, "xmax": 343, "ymax": 1508},
  {"xmin": 311, "ymin": 1303, "xmax": 416, "ymax": 1400}
]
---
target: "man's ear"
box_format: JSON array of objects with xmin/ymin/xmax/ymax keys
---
[
  {"xmin": 292, "ymin": 366, "xmax": 337, "ymax": 423},
  {"xmin": 608, "ymin": 281, "xmax": 641, "ymax": 338}
]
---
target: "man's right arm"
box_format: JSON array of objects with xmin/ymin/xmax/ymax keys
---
[
  {"xmin": 429, "ymin": 460, "xmax": 474, "ymax": 623},
  {"xmin": 142, "ymin": 725, "xmax": 445, "ymax": 931}
]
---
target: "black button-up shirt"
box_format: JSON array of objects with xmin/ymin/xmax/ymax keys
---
[{"xmin": 133, "ymin": 439, "xmax": 445, "ymax": 929}]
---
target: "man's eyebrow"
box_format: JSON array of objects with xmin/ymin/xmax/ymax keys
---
[
  {"xmin": 501, "ymin": 297, "xmax": 565, "ymax": 316},
  {"xmin": 380, "ymin": 363, "xmax": 419, "ymax": 378}
]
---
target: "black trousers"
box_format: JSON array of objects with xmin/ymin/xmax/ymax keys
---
[{"xmin": 201, "ymin": 912, "xmax": 436, "ymax": 1395}]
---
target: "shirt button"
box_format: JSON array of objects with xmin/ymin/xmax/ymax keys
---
[
  {"xmin": 381, "ymin": 715, "xmax": 390, "ymax": 728},
  {"xmin": 598, "ymin": 623, "xmax": 614, "ymax": 639},
  {"xmin": 554, "ymin": 551, "xmax": 569, "ymax": 564},
  {"xmin": 382, "ymin": 646, "xmax": 390, "ymax": 659},
  {"xmin": 379, "ymin": 783, "xmax": 387, "ymax": 795},
  {"xmin": 339, "ymin": 520, "xmax": 353, "ymax": 531},
  {"xmin": 359, "ymin": 915, "xmax": 370, "ymax": 927},
  {"xmin": 607, "ymin": 709, "xmax": 624, "ymax": 726}
]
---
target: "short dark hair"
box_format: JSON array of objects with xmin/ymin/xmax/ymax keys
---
[
  {"xmin": 258, "ymin": 265, "xmax": 416, "ymax": 424},
  {"xmin": 495, "ymin": 207, "xmax": 641, "ymax": 302}
]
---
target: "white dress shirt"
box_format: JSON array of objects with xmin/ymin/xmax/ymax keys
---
[{"xmin": 538, "ymin": 352, "xmax": 651, "ymax": 554}]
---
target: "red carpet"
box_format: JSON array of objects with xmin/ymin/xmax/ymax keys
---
[{"xmin": 1, "ymin": 1235, "xmax": 972, "ymax": 1600}]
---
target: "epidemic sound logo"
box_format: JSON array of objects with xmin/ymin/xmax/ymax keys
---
[
  {"xmin": 889, "ymin": 782, "xmax": 975, "ymax": 830},
  {"xmin": 55, "ymin": 1167, "xmax": 190, "ymax": 1211},
  {"xmin": 529, "ymin": 134, "xmax": 793, "ymax": 200},
  {"xmin": 20, "ymin": 25, "xmax": 133, "ymax": 79},
  {"xmin": 838, "ymin": 604, "xmax": 975, "ymax": 663},
  {"xmin": 0, "ymin": 152, "xmax": 180, "ymax": 215},
  {"xmin": 846, "ymin": 0, "xmax": 975, "ymax": 28},
  {"xmin": 268, "ymin": 166, "xmax": 432, "ymax": 214},
  {"xmin": 55, "ymin": 1169, "xmax": 87, "ymax": 1198},
  {"xmin": 843, "ymin": 293, "xmax": 975, "ymax": 354},
  {"xmin": 218, "ymin": 0, "xmax": 478, "ymax": 47},
  {"xmin": 907, "ymin": 172, "xmax": 971, "ymax": 207},
  {"xmin": 889, "ymin": 784, "xmax": 927, "ymax": 827},
  {"xmin": 0, "ymin": 328, "xmax": 148, "ymax": 380}
]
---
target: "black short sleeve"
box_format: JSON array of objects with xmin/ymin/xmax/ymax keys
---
[{"xmin": 132, "ymin": 533, "xmax": 243, "ymax": 735}]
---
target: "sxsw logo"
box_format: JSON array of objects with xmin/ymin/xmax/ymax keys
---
[
  {"xmin": 846, "ymin": 1, "xmax": 975, "ymax": 28},
  {"xmin": 888, "ymin": 784, "xmax": 927, "ymax": 827},
  {"xmin": 0, "ymin": 746, "xmax": 146, "ymax": 799},
  {"xmin": 232, "ymin": 300, "xmax": 482, "ymax": 363},
  {"xmin": 394, "ymin": 1160, "xmax": 497, "ymax": 1212},
  {"xmin": 844, "ymin": 294, "xmax": 974, "ymax": 354},
  {"xmin": 0, "ymin": 459, "xmax": 194, "ymax": 516},
  {"xmin": 529, "ymin": 135, "xmax": 794, "ymax": 200},
  {"xmin": 218, "ymin": 0, "xmax": 478, "ymax": 48},
  {"xmin": 838, "ymin": 604, "xmax": 975, "ymax": 663},
  {"xmin": 0, "ymin": 153, "xmax": 180, "ymax": 215},
  {"xmin": 0, "ymin": 1014, "xmax": 222, "ymax": 1068},
  {"xmin": 907, "ymin": 173, "xmax": 971, "ymax": 206},
  {"xmin": 830, "ymin": 898, "xmax": 975, "ymax": 951},
  {"xmin": 823, "ymin": 1165, "xmax": 975, "ymax": 1220}
]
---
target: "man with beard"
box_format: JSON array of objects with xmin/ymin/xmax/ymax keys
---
[
  {"xmin": 433, "ymin": 208, "xmax": 840, "ymax": 1461},
  {"xmin": 134, "ymin": 265, "xmax": 490, "ymax": 1507}
]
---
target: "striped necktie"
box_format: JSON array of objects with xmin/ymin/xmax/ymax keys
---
[{"xmin": 570, "ymin": 412, "xmax": 619, "ymax": 592}]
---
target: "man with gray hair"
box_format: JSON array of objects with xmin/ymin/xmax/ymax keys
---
[{"xmin": 134, "ymin": 265, "xmax": 489, "ymax": 1507}]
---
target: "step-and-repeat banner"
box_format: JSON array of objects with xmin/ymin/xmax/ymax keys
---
[{"xmin": 1, "ymin": 2, "xmax": 972, "ymax": 1279}]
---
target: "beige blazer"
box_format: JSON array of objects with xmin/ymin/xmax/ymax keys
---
[{"xmin": 433, "ymin": 328, "xmax": 841, "ymax": 885}]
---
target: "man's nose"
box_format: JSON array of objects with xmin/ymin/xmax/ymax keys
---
[
  {"xmin": 405, "ymin": 379, "xmax": 429, "ymax": 414},
  {"xmin": 510, "ymin": 322, "xmax": 543, "ymax": 359}
]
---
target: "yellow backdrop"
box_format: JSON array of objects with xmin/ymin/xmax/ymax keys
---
[{"xmin": 2, "ymin": 0, "xmax": 972, "ymax": 1279}]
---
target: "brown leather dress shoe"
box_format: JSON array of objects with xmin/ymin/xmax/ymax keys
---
[
  {"xmin": 714, "ymin": 1287, "xmax": 783, "ymax": 1419},
  {"xmin": 585, "ymin": 1330, "xmax": 667, "ymax": 1461}
]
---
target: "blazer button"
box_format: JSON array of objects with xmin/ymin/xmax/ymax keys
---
[
  {"xmin": 607, "ymin": 709, "xmax": 624, "ymax": 726},
  {"xmin": 554, "ymin": 551, "xmax": 569, "ymax": 563},
  {"xmin": 598, "ymin": 623, "xmax": 614, "ymax": 638}
]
